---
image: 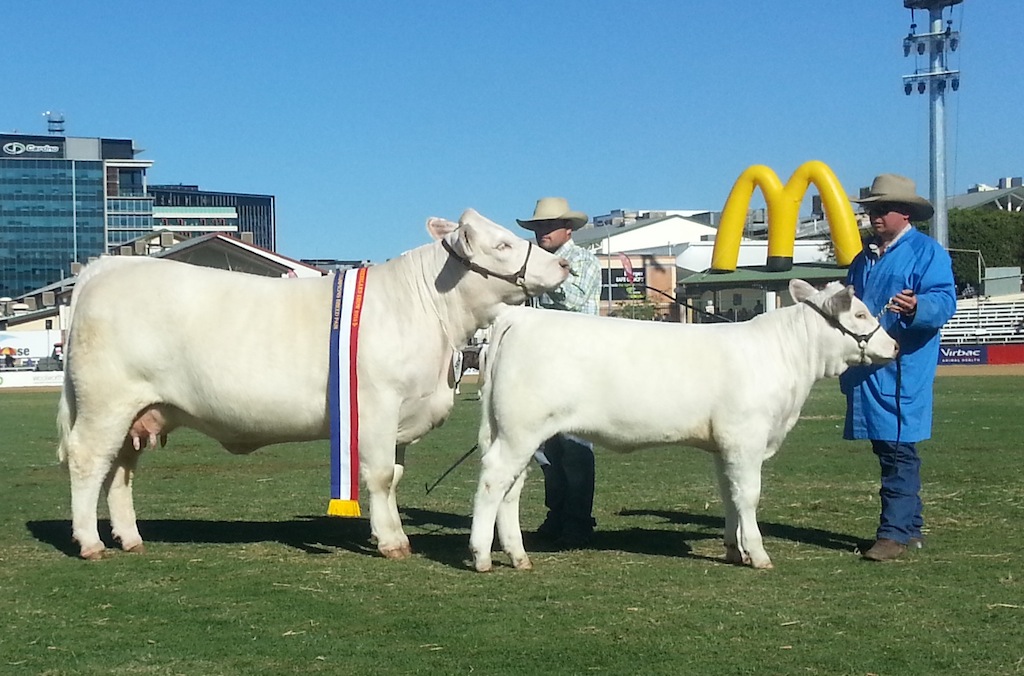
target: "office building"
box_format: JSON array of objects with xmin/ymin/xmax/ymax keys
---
[
  {"xmin": 149, "ymin": 184, "xmax": 275, "ymax": 251},
  {"xmin": 0, "ymin": 132, "xmax": 152, "ymax": 296}
]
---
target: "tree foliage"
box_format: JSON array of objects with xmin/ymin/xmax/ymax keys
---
[{"xmin": 919, "ymin": 209, "xmax": 1024, "ymax": 290}]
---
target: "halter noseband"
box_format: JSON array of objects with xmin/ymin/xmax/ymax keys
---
[{"xmin": 440, "ymin": 237, "xmax": 534, "ymax": 291}]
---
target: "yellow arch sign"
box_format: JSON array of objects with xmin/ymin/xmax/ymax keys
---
[{"xmin": 710, "ymin": 161, "xmax": 862, "ymax": 272}]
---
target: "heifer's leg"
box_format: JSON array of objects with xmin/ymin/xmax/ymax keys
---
[
  {"xmin": 384, "ymin": 445, "xmax": 407, "ymax": 548},
  {"xmin": 495, "ymin": 468, "xmax": 532, "ymax": 570},
  {"xmin": 470, "ymin": 438, "xmax": 533, "ymax": 572},
  {"xmin": 714, "ymin": 451, "xmax": 772, "ymax": 569},
  {"xmin": 362, "ymin": 441, "xmax": 411, "ymax": 560},
  {"xmin": 105, "ymin": 445, "xmax": 145, "ymax": 553},
  {"xmin": 66, "ymin": 417, "xmax": 134, "ymax": 560},
  {"xmin": 712, "ymin": 454, "xmax": 742, "ymax": 564}
]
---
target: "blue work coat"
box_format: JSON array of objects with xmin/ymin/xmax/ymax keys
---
[{"xmin": 840, "ymin": 227, "xmax": 956, "ymax": 442}]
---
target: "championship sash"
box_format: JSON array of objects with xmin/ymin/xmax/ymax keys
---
[{"xmin": 327, "ymin": 267, "xmax": 368, "ymax": 517}]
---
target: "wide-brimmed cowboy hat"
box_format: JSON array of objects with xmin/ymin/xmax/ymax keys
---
[
  {"xmin": 852, "ymin": 174, "xmax": 934, "ymax": 221},
  {"xmin": 516, "ymin": 197, "xmax": 588, "ymax": 231}
]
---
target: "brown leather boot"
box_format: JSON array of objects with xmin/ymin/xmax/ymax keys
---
[{"xmin": 863, "ymin": 538, "xmax": 908, "ymax": 561}]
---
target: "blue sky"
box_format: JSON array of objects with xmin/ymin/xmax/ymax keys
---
[{"xmin": 3, "ymin": 1, "xmax": 1019, "ymax": 263}]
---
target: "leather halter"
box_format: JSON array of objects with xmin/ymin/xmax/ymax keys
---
[
  {"xmin": 440, "ymin": 237, "xmax": 534, "ymax": 291},
  {"xmin": 802, "ymin": 300, "xmax": 884, "ymax": 352}
]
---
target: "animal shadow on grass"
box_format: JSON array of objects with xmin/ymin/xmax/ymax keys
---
[
  {"xmin": 398, "ymin": 507, "xmax": 476, "ymax": 568},
  {"xmin": 28, "ymin": 508, "xmax": 482, "ymax": 568},
  {"xmin": 27, "ymin": 508, "xmax": 858, "ymax": 566},
  {"xmin": 402, "ymin": 507, "xmax": 701, "ymax": 567},
  {"xmin": 618, "ymin": 509, "xmax": 863, "ymax": 558},
  {"xmin": 26, "ymin": 516, "xmax": 379, "ymax": 559}
]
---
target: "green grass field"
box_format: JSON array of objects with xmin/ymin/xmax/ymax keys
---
[{"xmin": 1, "ymin": 377, "xmax": 1022, "ymax": 675}]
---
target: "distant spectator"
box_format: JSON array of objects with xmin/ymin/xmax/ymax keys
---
[{"xmin": 3, "ymin": 353, "xmax": 13, "ymax": 368}]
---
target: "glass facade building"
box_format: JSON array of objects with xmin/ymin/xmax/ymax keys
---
[
  {"xmin": 1, "ymin": 132, "xmax": 278, "ymax": 297},
  {"xmin": 149, "ymin": 185, "xmax": 275, "ymax": 251},
  {"xmin": 0, "ymin": 133, "xmax": 152, "ymax": 296}
]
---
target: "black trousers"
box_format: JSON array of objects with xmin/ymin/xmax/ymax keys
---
[{"xmin": 539, "ymin": 434, "xmax": 596, "ymax": 535}]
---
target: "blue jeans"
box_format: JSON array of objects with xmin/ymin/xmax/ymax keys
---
[{"xmin": 871, "ymin": 440, "xmax": 923, "ymax": 543}]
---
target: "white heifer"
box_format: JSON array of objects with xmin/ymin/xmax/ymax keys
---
[
  {"xmin": 58, "ymin": 209, "xmax": 568, "ymax": 560},
  {"xmin": 470, "ymin": 279, "xmax": 898, "ymax": 572}
]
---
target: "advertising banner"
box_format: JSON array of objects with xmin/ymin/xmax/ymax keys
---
[
  {"xmin": 0, "ymin": 371, "xmax": 64, "ymax": 389},
  {"xmin": 938, "ymin": 345, "xmax": 987, "ymax": 365},
  {"xmin": 0, "ymin": 134, "xmax": 65, "ymax": 159},
  {"xmin": 0, "ymin": 331, "xmax": 55, "ymax": 360},
  {"xmin": 601, "ymin": 267, "xmax": 647, "ymax": 301}
]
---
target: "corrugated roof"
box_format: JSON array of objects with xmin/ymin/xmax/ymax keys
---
[{"xmin": 948, "ymin": 186, "xmax": 1024, "ymax": 210}]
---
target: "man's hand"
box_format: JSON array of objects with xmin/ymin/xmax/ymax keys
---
[{"xmin": 887, "ymin": 289, "xmax": 917, "ymax": 316}]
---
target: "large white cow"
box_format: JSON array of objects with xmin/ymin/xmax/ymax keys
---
[
  {"xmin": 58, "ymin": 209, "xmax": 569, "ymax": 560},
  {"xmin": 469, "ymin": 279, "xmax": 899, "ymax": 572}
]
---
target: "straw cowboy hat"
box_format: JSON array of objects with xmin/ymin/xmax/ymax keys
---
[
  {"xmin": 516, "ymin": 197, "xmax": 589, "ymax": 231},
  {"xmin": 853, "ymin": 173, "xmax": 934, "ymax": 222}
]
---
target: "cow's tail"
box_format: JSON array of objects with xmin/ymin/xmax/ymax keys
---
[
  {"xmin": 477, "ymin": 313, "xmax": 516, "ymax": 452},
  {"xmin": 56, "ymin": 375, "xmax": 74, "ymax": 465}
]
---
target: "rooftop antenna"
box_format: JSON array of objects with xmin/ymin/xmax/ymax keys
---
[
  {"xmin": 43, "ymin": 111, "xmax": 65, "ymax": 135},
  {"xmin": 901, "ymin": 0, "xmax": 962, "ymax": 250}
]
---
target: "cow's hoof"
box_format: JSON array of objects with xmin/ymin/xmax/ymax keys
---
[
  {"xmin": 116, "ymin": 534, "xmax": 146, "ymax": 554},
  {"xmin": 512, "ymin": 557, "xmax": 533, "ymax": 571},
  {"xmin": 473, "ymin": 560, "xmax": 493, "ymax": 573},
  {"xmin": 80, "ymin": 546, "xmax": 106, "ymax": 561},
  {"xmin": 750, "ymin": 558, "xmax": 774, "ymax": 570},
  {"xmin": 380, "ymin": 544, "xmax": 412, "ymax": 560},
  {"xmin": 724, "ymin": 545, "xmax": 745, "ymax": 565}
]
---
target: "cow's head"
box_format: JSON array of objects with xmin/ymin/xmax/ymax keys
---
[
  {"xmin": 791, "ymin": 279, "xmax": 898, "ymax": 368},
  {"xmin": 426, "ymin": 209, "xmax": 568, "ymax": 300}
]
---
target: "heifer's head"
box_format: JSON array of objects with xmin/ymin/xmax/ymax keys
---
[
  {"xmin": 426, "ymin": 209, "xmax": 569, "ymax": 301},
  {"xmin": 791, "ymin": 279, "xmax": 899, "ymax": 369}
]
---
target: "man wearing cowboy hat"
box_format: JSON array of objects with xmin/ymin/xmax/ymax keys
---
[
  {"xmin": 841, "ymin": 174, "xmax": 957, "ymax": 561},
  {"xmin": 517, "ymin": 196, "xmax": 602, "ymax": 547}
]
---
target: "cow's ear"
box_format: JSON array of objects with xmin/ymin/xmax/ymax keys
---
[
  {"xmin": 457, "ymin": 222, "xmax": 476, "ymax": 259},
  {"xmin": 789, "ymin": 278, "xmax": 816, "ymax": 303},
  {"xmin": 426, "ymin": 217, "xmax": 458, "ymax": 241}
]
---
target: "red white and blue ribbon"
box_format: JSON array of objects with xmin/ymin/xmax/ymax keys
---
[{"xmin": 327, "ymin": 267, "xmax": 368, "ymax": 517}]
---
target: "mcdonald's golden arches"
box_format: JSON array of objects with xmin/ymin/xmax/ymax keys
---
[{"xmin": 710, "ymin": 161, "xmax": 862, "ymax": 272}]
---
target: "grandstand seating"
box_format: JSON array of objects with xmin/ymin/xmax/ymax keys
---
[{"xmin": 940, "ymin": 295, "xmax": 1024, "ymax": 345}]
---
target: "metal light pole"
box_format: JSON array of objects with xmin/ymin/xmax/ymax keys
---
[{"xmin": 902, "ymin": 0, "xmax": 962, "ymax": 249}]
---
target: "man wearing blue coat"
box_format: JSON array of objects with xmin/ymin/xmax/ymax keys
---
[{"xmin": 841, "ymin": 174, "xmax": 957, "ymax": 562}]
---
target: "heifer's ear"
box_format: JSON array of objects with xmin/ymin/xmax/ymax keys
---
[
  {"xmin": 823, "ymin": 285, "xmax": 854, "ymax": 316},
  {"xmin": 426, "ymin": 217, "xmax": 458, "ymax": 241},
  {"xmin": 789, "ymin": 279, "xmax": 817, "ymax": 303}
]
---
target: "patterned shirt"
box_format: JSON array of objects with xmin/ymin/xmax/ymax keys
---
[{"xmin": 536, "ymin": 239, "xmax": 601, "ymax": 315}]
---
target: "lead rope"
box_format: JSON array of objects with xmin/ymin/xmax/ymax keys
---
[
  {"xmin": 876, "ymin": 303, "xmax": 904, "ymax": 452},
  {"xmin": 894, "ymin": 351, "xmax": 903, "ymax": 448}
]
